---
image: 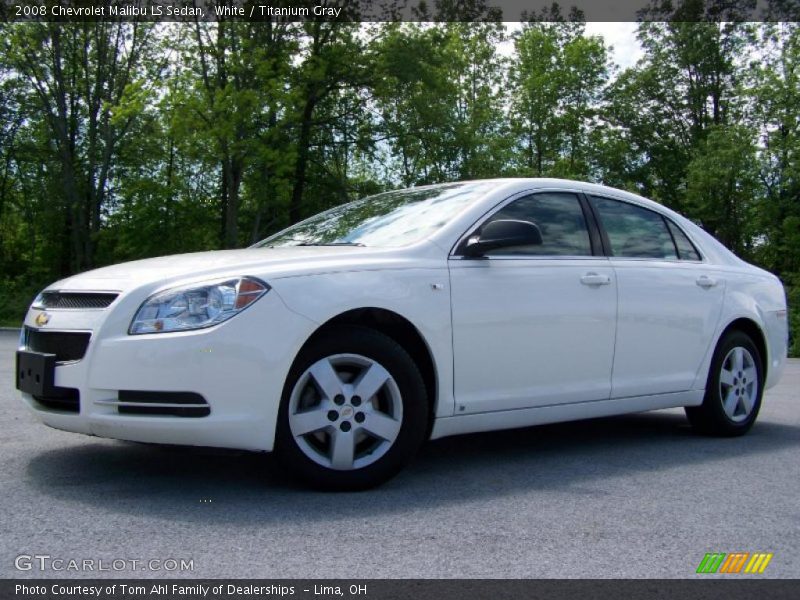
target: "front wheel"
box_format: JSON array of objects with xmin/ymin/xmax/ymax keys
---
[
  {"xmin": 685, "ymin": 330, "xmax": 764, "ymax": 437},
  {"xmin": 275, "ymin": 326, "xmax": 428, "ymax": 490}
]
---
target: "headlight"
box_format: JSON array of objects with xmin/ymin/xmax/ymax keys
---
[
  {"xmin": 31, "ymin": 292, "xmax": 45, "ymax": 309},
  {"xmin": 129, "ymin": 277, "xmax": 269, "ymax": 335}
]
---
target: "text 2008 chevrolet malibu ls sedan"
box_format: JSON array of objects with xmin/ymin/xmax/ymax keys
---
[{"xmin": 16, "ymin": 179, "xmax": 788, "ymax": 489}]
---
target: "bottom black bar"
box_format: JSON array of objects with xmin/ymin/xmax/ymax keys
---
[{"xmin": 2, "ymin": 580, "xmax": 799, "ymax": 600}]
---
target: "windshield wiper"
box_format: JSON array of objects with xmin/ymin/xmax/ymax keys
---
[{"xmin": 296, "ymin": 242, "xmax": 365, "ymax": 247}]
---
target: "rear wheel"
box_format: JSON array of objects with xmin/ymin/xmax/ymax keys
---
[
  {"xmin": 275, "ymin": 326, "xmax": 428, "ymax": 490},
  {"xmin": 685, "ymin": 330, "xmax": 764, "ymax": 436}
]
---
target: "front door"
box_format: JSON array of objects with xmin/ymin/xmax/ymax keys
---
[{"xmin": 449, "ymin": 191, "xmax": 617, "ymax": 414}]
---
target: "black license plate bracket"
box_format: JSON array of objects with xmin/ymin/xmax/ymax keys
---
[{"xmin": 16, "ymin": 350, "xmax": 57, "ymax": 396}]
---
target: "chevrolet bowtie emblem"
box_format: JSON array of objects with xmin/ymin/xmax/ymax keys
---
[{"xmin": 35, "ymin": 312, "xmax": 50, "ymax": 327}]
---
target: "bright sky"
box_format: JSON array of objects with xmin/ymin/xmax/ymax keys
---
[
  {"xmin": 500, "ymin": 22, "xmax": 644, "ymax": 71},
  {"xmin": 584, "ymin": 22, "xmax": 643, "ymax": 69}
]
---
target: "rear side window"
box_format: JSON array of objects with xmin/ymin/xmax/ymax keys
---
[
  {"xmin": 666, "ymin": 220, "xmax": 702, "ymax": 261},
  {"xmin": 482, "ymin": 192, "xmax": 592, "ymax": 256},
  {"xmin": 590, "ymin": 197, "xmax": 677, "ymax": 260}
]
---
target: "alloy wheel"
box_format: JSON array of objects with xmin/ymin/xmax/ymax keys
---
[
  {"xmin": 288, "ymin": 353, "xmax": 403, "ymax": 471},
  {"xmin": 719, "ymin": 346, "xmax": 759, "ymax": 423}
]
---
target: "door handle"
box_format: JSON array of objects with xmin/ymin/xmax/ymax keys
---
[
  {"xmin": 580, "ymin": 273, "xmax": 612, "ymax": 286},
  {"xmin": 696, "ymin": 275, "xmax": 718, "ymax": 289}
]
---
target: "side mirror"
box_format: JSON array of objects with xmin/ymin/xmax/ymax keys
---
[{"xmin": 463, "ymin": 219, "xmax": 543, "ymax": 257}]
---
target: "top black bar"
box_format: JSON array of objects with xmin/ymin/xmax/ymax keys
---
[{"xmin": 1, "ymin": 0, "xmax": 799, "ymax": 23}]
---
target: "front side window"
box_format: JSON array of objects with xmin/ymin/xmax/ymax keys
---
[
  {"xmin": 480, "ymin": 192, "xmax": 592, "ymax": 256},
  {"xmin": 591, "ymin": 197, "xmax": 678, "ymax": 260}
]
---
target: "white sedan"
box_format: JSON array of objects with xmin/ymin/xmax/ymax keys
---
[{"xmin": 16, "ymin": 179, "xmax": 789, "ymax": 489}]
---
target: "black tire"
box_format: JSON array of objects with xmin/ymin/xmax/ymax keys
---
[
  {"xmin": 275, "ymin": 325, "xmax": 428, "ymax": 491},
  {"xmin": 685, "ymin": 330, "xmax": 764, "ymax": 437}
]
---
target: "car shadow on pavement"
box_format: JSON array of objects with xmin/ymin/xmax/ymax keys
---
[{"xmin": 24, "ymin": 410, "xmax": 800, "ymax": 524}]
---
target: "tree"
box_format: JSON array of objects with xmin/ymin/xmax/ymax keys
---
[
  {"xmin": 1, "ymin": 18, "xmax": 798, "ymax": 353},
  {"xmin": 604, "ymin": 17, "xmax": 753, "ymax": 209},
  {"xmin": 509, "ymin": 20, "xmax": 608, "ymax": 179},
  {"xmin": 685, "ymin": 124, "xmax": 759, "ymax": 256},
  {"xmin": 287, "ymin": 18, "xmax": 369, "ymax": 224},
  {"xmin": 372, "ymin": 20, "xmax": 508, "ymax": 185},
  {"xmin": 1, "ymin": 22, "xmax": 159, "ymax": 272},
  {"xmin": 186, "ymin": 16, "xmax": 283, "ymax": 247},
  {"xmin": 746, "ymin": 23, "xmax": 800, "ymax": 276}
]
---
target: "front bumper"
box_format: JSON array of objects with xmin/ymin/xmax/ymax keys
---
[{"xmin": 19, "ymin": 290, "xmax": 317, "ymax": 451}]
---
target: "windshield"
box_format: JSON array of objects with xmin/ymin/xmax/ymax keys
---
[{"xmin": 254, "ymin": 182, "xmax": 493, "ymax": 248}]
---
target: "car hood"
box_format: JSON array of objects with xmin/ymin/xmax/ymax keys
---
[{"xmin": 46, "ymin": 246, "xmax": 424, "ymax": 293}]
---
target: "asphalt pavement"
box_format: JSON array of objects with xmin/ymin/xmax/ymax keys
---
[{"xmin": 1, "ymin": 330, "xmax": 798, "ymax": 579}]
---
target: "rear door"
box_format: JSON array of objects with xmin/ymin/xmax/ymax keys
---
[{"xmin": 588, "ymin": 195, "xmax": 726, "ymax": 398}]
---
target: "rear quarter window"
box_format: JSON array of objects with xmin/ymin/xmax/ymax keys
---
[{"xmin": 666, "ymin": 220, "xmax": 702, "ymax": 261}]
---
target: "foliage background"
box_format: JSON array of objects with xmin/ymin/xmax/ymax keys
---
[{"xmin": 0, "ymin": 4, "xmax": 798, "ymax": 355}]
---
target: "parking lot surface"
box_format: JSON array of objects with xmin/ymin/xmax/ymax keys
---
[{"xmin": 1, "ymin": 330, "xmax": 798, "ymax": 578}]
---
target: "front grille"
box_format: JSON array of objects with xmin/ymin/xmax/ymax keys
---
[
  {"xmin": 33, "ymin": 388, "xmax": 80, "ymax": 413},
  {"xmin": 39, "ymin": 291, "xmax": 118, "ymax": 309},
  {"xmin": 116, "ymin": 391, "xmax": 210, "ymax": 418},
  {"xmin": 26, "ymin": 329, "xmax": 91, "ymax": 362}
]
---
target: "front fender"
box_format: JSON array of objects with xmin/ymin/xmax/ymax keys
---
[{"xmin": 271, "ymin": 268, "xmax": 455, "ymax": 418}]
